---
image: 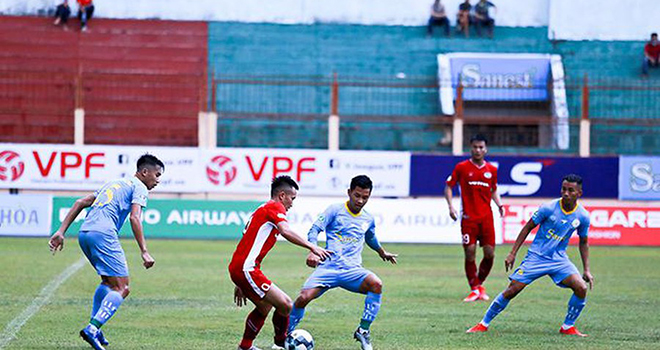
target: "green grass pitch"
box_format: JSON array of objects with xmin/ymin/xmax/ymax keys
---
[{"xmin": 1, "ymin": 237, "xmax": 659, "ymax": 349}]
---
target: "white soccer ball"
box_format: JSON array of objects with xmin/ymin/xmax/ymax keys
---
[{"xmin": 285, "ymin": 329, "xmax": 314, "ymax": 350}]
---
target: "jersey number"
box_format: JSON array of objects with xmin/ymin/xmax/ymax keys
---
[{"xmin": 92, "ymin": 184, "xmax": 121, "ymax": 208}]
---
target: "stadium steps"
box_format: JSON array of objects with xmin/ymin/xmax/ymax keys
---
[{"xmin": 0, "ymin": 15, "xmax": 207, "ymax": 146}]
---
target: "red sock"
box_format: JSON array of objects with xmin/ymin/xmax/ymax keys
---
[
  {"xmin": 272, "ymin": 311, "xmax": 289, "ymax": 346},
  {"xmin": 478, "ymin": 257, "xmax": 494, "ymax": 284},
  {"xmin": 240, "ymin": 309, "xmax": 267, "ymax": 349},
  {"xmin": 465, "ymin": 259, "xmax": 480, "ymax": 289}
]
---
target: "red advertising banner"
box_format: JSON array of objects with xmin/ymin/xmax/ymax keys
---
[{"xmin": 503, "ymin": 202, "xmax": 660, "ymax": 246}]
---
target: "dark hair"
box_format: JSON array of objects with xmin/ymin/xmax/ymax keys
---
[
  {"xmin": 652, "ymin": 33, "xmax": 658, "ymax": 37},
  {"xmin": 562, "ymin": 174, "xmax": 583, "ymax": 186},
  {"xmin": 137, "ymin": 153, "xmax": 164, "ymax": 171},
  {"xmin": 271, "ymin": 175, "xmax": 299, "ymax": 197},
  {"xmin": 350, "ymin": 175, "xmax": 373, "ymax": 191},
  {"xmin": 470, "ymin": 134, "xmax": 488, "ymax": 145}
]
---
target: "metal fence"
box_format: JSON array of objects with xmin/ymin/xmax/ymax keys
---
[{"xmin": 1, "ymin": 68, "xmax": 658, "ymax": 155}]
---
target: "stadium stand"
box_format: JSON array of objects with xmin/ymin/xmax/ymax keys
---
[{"xmin": 0, "ymin": 16, "xmax": 207, "ymax": 146}]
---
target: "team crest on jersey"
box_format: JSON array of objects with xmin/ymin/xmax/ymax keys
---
[
  {"xmin": 549, "ymin": 215, "xmax": 557, "ymax": 222},
  {"xmin": 571, "ymin": 219, "xmax": 580, "ymax": 228},
  {"xmin": 484, "ymin": 172, "xmax": 492, "ymax": 179}
]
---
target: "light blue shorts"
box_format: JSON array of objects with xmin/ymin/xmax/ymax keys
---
[
  {"xmin": 302, "ymin": 265, "xmax": 373, "ymax": 296},
  {"xmin": 509, "ymin": 253, "xmax": 579, "ymax": 288},
  {"xmin": 78, "ymin": 230, "xmax": 129, "ymax": 277}
]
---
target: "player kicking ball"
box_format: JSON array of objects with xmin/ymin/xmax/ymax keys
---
[
  {"xmin": 287, "ymin": 175, "xmax": 398, "ymax": 350},
  {"xmin": 466, "ymin": 174, "xmax": 594, "ymax": 337},
  {"xmin": 229, "ymin": 176, "xmax": 330, "ymax": 350}
]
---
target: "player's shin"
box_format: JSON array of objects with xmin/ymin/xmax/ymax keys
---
[
  {"xmin": 272, "ymin": 311, "xmax": 289, "ymax": 346},
  {"xmin": 482, "ymin": 293, "xmax": 510, "ymax": 326},
  {"xmin": 562, "ymin": 294, "xmax": 586, "ymax": 328},
  {"xmin": 288, "ymin": 305, "xmax": 306, "ymax": 334},
  {"xmin": 240, "ymin": 309, "xmax": 267, "ymax": 349},
  {"xmin": 359, "ymin": 292, "xmax": 382, "ymax": 330},
  {"xmin": 90, "ymin": 284, "xmax": 111, "ymax": 318},
  {"xmin": 90, "ymin": 291, "xmax": 124, "ymax": 330}
]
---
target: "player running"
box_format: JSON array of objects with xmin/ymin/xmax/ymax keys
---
[
  {"xmin": 445, "ymin": 134, "xmax": 504, "ymax": 302},
  {"xmin": 466, "ymin": 174, "xmax": 593, "ymax": 336},
  {"xmin": 229, "ymin": 175, "xmax": 330, "ymax": 350},
  {"xmin": 287, "ymin": 175, "xmax": 398, "ymax": 350},
  {"xmin": 48, "ymin": 154, "xmax": 164, "ymax": 350}
]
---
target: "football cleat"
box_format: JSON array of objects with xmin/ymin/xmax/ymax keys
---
[
  {"xmin": 463, "ymin": 289, "xmax": 480, "ymax": 302},
  {"xmin": 96, "ymin": 329, "xmax": 109, "ymax": 346},
  {"xmin": 466, "ymin": 323, "xmax": 489, "ymax": 333},
  {"xmin": 354, "ymin": 328, "xmax": 373, "ymax": 350},
  {"xmin": 560, "ymin": 326, "xmax": 588, "ymax": 337},
  {"xmin": 477, "ymin": 285, "xmax": 490, "ymax": 301},
  {"xmin": 80, "ymin": 326, "xmax": 106, "ymax": 350}
]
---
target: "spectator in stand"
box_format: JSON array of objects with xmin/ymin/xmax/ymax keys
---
[
  {"xmin": 473, "ymin": 0, "xmax": 496, "ymax": 38},
  {"xmin": 456, "ymin": 0, "xmax": 472, "ymax": 37},
  {"xmin": 427, "ymin": 0, "xmax": 450, "ymax": 38},
  {"xmin": 77, "ymin": 0, "xmax": 95, "ymax": 32},
  {"xmin": 53, "ymin": 0, "xmax": 71, "ymax": 29},
  {"xmin": 642, "ymin": 33, "xmax": 660, "ymax": 76}
]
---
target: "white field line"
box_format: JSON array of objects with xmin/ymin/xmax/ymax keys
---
[{"xmin": 0, "ymin": 257, "xmax": 86, "ymax": 349}]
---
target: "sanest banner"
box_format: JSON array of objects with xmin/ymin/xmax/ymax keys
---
[
  {"xmin": 410, "ymin": 155, "xmax": 619, "ymax": 198},
  {"xmin": 0, "ymin": 144, "xmax": 410, "ymax": 197},
  {"xmin": 618, "ymin": 156, "xmax": 660, "ymax": 200},
  {"xmin": 0, "ymin": 194, "xmax": 52, "ymax": 236}
]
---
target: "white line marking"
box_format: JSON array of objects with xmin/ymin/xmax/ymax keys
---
[{"xmin": 0, "ymin": 257, "xmax": 86, "ymax": 349}]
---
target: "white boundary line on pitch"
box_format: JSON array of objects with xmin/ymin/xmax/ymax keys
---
[{"xmin": 0, "ymin": 257, "xmax": 86, "ymax": 349}]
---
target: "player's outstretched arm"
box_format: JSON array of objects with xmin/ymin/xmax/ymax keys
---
[
  {"xmin": 578, "ymin": 235, "xmax": 593, "ymax": 289},
  {"xmin": 365, "ymin": 230, "xmax": 397, "ymax": 264},
  {"xmin": 505, "ymin": 218, "xmax": 537, "ymax": 271},
  {"xmin": 277, "ymin": 221, "xmax": 331, "ymax": 260},
  {"xmin": 129, "ymin": 204, "xmax": 154, "ymax": 269},
  {"xmin": 48, "ymin": 194, "xmax": 96, "ymax": 254},
  {"xmin": 444, "ymin": 185, "xmax": 459, "ymax": 221},
  {"xmin": 377, "ymin": 247, "xmax": 398, "ymax": 265}
]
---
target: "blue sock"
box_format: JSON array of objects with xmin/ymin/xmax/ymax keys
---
[
  {"xmin": 482, "ymin": 293, "xmax": 510, "ymax": 326},
  {"xmin": 563, "ymin": 294, "xmax": 586, "ymax": 328},
  {"xmin": 359, "ymin": 292, "xmax": 382, "ymax": 330},
  {"xmin": 90, "ymin": 291, "xmax": 124, "ymax": 329},
  {"xmin": 91, "ymin": 284, "xmax": 112, "ymax": 319},
  {"xmin": 288, "ymin": 305, "xmax": 306, "ymax": 334}
]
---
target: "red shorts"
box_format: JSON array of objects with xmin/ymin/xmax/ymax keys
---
[
  {"xmin": 229, "ymin": 266, "xmax": 272, "ymax": 302},
  {"xmin": 460, "ymin": 215, "xmax": 495, "ymax": 247}
]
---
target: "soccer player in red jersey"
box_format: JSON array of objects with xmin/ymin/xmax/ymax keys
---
[
  {"xmin": 229, "ymin": 175, "xmax": 330, "ymax": 350},
  {"xmin": 444, "ymin": 134, "xmax": 504, "ymax": 302}
]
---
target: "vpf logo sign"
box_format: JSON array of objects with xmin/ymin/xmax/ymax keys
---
[
  {"xmin": 0, "ymin": 150, "xmax": 25, "ymax": 182},
  {"xmin": 207, "ymin": 155, "xmax": 237, "ymax": 186}
]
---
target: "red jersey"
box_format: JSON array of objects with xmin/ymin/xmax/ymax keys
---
[
  {"xmin": 645, "ymin": 42, "xmax": 660, "ymax": 59},
  {"xmin": 446, "ymin": 159, "xmax": 498, "ymax": 220},
  {"xmin": 77, "ymin": 0, "xmax": 93, "ymax": 6},
  {"xmin": 229, "ymin": 200, "xmax": 288, "ymax": 272}
]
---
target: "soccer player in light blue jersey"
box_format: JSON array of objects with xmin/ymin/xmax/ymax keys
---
[
  {"xmin": 287, "ymin": 175, "xmax": 398, "ymax": 350},
  {"xmin": 467, "ymin": 174, "xmax": 594, "ymax": 337},
  {"xmin": 48, "ymin": 154, "xmax": 164, "ymax": 350}
]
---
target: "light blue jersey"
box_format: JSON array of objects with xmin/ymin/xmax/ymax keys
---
[
  {"xmin": 81, "ymin": 177, "xmax": 149, "ymax": 236},
  {"xmin": 309, "ymin": 202, "xmax": 381, "ymax": 269},
  {"xmin": 528, "ymin": 199, "xmax": 590, "ymax": 260}
]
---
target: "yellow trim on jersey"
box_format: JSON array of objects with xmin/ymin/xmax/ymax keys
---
[
  {"xmin": 560, "ymin": 199, "xmax": 579, "ymax": 215},
  {"xmin": 345, "ymin": 202, "xmax": 362, "ymax": 217}
]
